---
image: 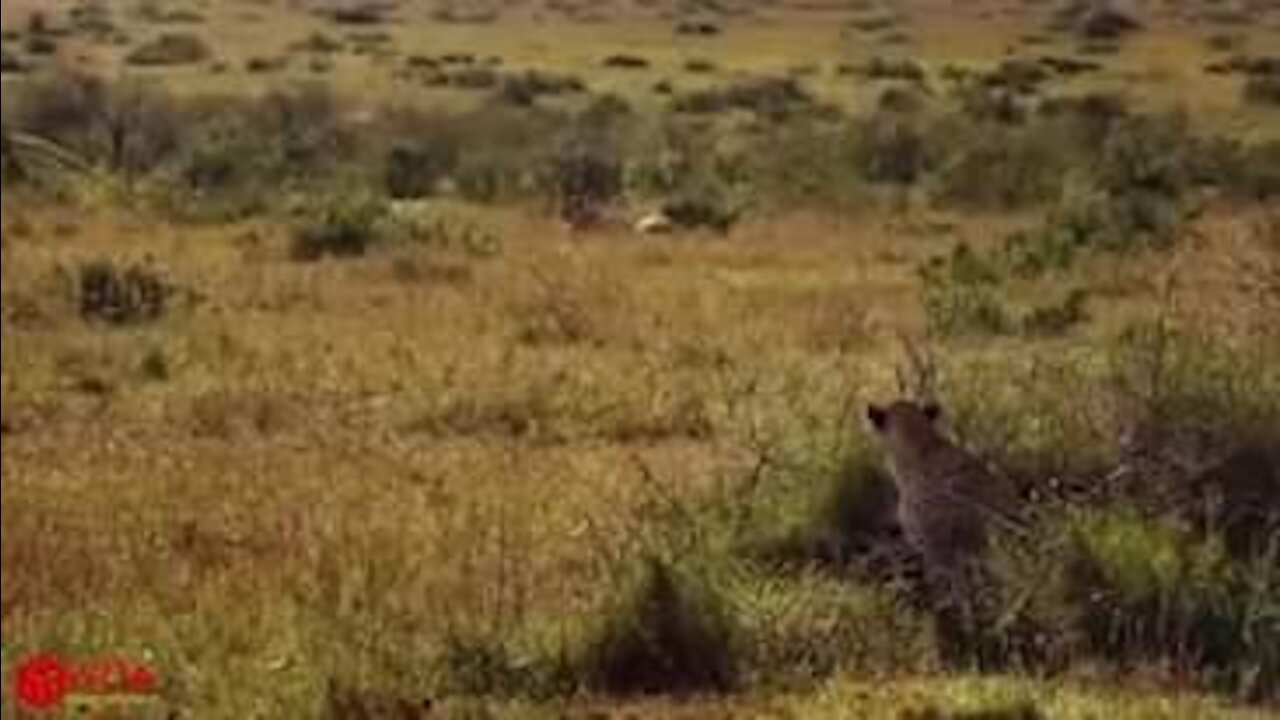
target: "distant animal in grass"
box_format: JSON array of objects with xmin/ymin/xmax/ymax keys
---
[
  {"xmin": 634, "ymin": 211, "xmax": 674, "ymax": 235},
  {"xmin": 867, "ymin": 399, "xmax": 1023, "ymax": 667}
]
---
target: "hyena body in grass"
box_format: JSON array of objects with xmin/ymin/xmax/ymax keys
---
[{"xmin": 867, "ymin": 400, "xmax": 1024, "ymax": 669}]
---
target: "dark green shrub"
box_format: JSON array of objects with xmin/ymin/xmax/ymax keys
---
[
  {"xmin": 27, "ymin": 10, "xmax": 49, "ymax": 36},
  {"xmin": 849, "ymin": 16, "xmax": 897, "ymax": 34},
  {"xmin": 0, "ymin": 47, "xmax": 24, "ymax": 73},
  {"xmin": 13, "ymin": 71, "xmax": 182, "ymax": 178},
  {"xmin": 434, "ymin": 633, "xmax": 575, "ymax": 700},
  {"xmin": 736, "ymin": 445, "xmax": 897, "ymax": 572},
  {"xmin": 684, "ymin": 58, "xmax": 717, "ymax": 74},
  {"xmin": 1108, "ymin": 322, "xmax": 1280, "ymax": 467},
  {"xmin": 900, "ymin": 702, "xmax": 1045, "ymax": 720},
  {"xmin": 1062, "ymin": 511, "xmax": 1278, "ymax": 700},
  {"xmin": 1039, "ymin": 55, "xmax": 1103, "ymax": 76},
  {"xmin": 737, "ymin": 573, "xmax": 930, "ymax": 687},
  {"xmin": 1021, "ymin": 289, "xmax": 1090, "ymax": 337},
  {"xmin": 933, "ymin": 124, "xmax": 1070, "ymax": 209},
  {"xmin": 78, "ymin": 259, "xmax": 172, "ymax": 325},
  {"xmin": 744, "ymin": 118, "xmax": 869, "ymax": 212},
  {"xmin": 292, "ymin": 32, "xmax": 344, "ymax": 55},
  {"xmin": 448, "ymin": 66, "xmax": 499, "ymax": 89},
  {"xmin": 1244, "ymin": 74, "xmax": 1280, "ymax": 107},
  {"xmin": 663, "ymin": 195, "xmax": 741, "ymax": 234},
  {"xmin": 384, "ymin": 143, "xmax": 456, "ymax": 200},
  {"xmin": 920, "ymin": 246, "xmax": 1012, "ymax": 337},
  {"xmin": 245, "ymin": 55, "xmax": 288, "ymax": 73},
  {"xmin": 24, "ymin": 35, "xmax": 58, "ymax": 56},
  {"xmin": 853, "ymin": 111, "xmax": 937, "ymax": 185},
  {"xmin": 861, "ymin": 56, "xmax": 926, "ymax": 83},
  {"xmin": 400, "ymin": 213, "xmax": 502, "ymax": 258},
  {"xmin": 1097, "ymin": 112, "xmax": 1197, "ymax": 198},
  {"xmin": 125, "ymin": 32, "xmax": 211, "ymax": 66},
  {"xmin": 672, "ymin": 77, "xmax": 819, "ymax": 122},
  {"xmin": 135, "ymin": 0, "xmax": 205, "ymax": 25},
  {"xmin": 602, "ymin": 54, "xmax": 649, "ymax": 69},
  {"xmin": 325, "ymin": 682, "xmax": 433, "ymax": 720},
  {"xmin": 982, "ymin": 58, "xmax": 1051, "ymax": 94},
  {"xmin": 675, "ymin": 20, "xmax": 721, "ymax": 37},
  {"xmin": 549, "ymin": 145, "xmax": 624, "ymax": 228},
  {"xmin": 582, "ymin": 556, "xmax": 740, "ymax": 695},
  {"xmin": 878, "ymin": 85, "xmax": 928, "ymax": 114},
  {"xmin": 330, "ymin": 3, "xmax": 387, "ymax": 25},
  {"xmin": 497, "ymin": 70, "xmax": 586, "ymax": 106},
  {"xmin": 1230, "ymin": 140, "xmax": 1280, "ymax": 200},
  {"xmin": 1004, "ymin": 190, "xmax": 1184, "ymax": 278},
  {"xmin": 1078, "ymin": 7, "xmax": 1143, "ymax": 41},
  {"xmin": 1038, "ymin": 92, "xmax": 1130, "ymax": 147},
  {"xmin": 0, "ymin": 126, "xmax": 20, "ymax": 184},
  {"xmin": 955, "ymin": 83, "xmax": 1028, "ymax": 125},
  {"xmin": 291, "ymin": 196, "xmax": 391, "ymax": 261}
]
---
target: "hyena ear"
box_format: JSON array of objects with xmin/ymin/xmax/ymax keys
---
[
  {"xmin": 923, "ymin": 402, "xmax": 943, "ymax": 423},
  {"xmin": 867, "ymin": 405, "xmax": 890, "ymax": 432}
]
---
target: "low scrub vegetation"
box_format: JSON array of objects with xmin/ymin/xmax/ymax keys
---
[
  {"xmin": 77, "ymin": 258, "xmax": 173, "ymax": 325},
  {"xmin": 5, "ymin": 66, "xmax": 1276, "ymax": 228},
  {"xmin": 0, "ymin": 47, "xmax": 24, "ymax": 74},
  {"xmin": 125, "ymin": 32, "xmax": 212, "ymax": 66}
]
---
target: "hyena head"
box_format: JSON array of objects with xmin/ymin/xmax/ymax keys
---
[{"xmin": 867, "ymin": 400, "xmax": 945, "ymax": 457}]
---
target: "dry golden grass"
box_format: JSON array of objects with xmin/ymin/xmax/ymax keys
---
[{"xmin": 2, "ymin": 183, "xmax": 1277, "ymax": 716}]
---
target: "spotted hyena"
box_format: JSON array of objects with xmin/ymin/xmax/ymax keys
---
[{"xmin": 867, "ymin": 400, "xmax": 1021, "ymax": 667}]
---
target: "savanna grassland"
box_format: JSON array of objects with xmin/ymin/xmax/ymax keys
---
[{"xmin": 2, "ymin": 1, "xmax": 1280, "ymax": 719}]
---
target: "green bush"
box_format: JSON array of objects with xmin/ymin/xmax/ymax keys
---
[
  {"xmin": 1108, "ymin": 322, "xmax": 1280, "ymax": 466},
  {"xmin": 736, "ymin": 444, "xmax": 897, "ymax": 573},
  {"xmin": 582, "ymin": 556, "xmax": 741, "ymax": 695},
  {"xmin": 737, "ymin": 573, "xmax": 930, "ymax": 687},
  {"xmin": 497, "ymin": 70, "xmax": 586, "ymax": 106},
  {"xmin": 920, "ymin": 243, "xmax": 1013, "ymax": 337},
  {"xmin": 447, "ymin": 66, "xmax": 499, "ymax": 89},
  {"xmin": 324, "ymin": 683, "xmax": 434, "ymax": 720},
  {"xmin": 125, "ymin": 32, "xmax": 212, "ymax": 66},
  {"xmin": 24, "ymin": 34, "xmax": 58, "ymax": 56},
  {"xmin": 861, "ymin": 56, "xmax": 927, "ymax": 83},
  {"xmin": 1244, "ymin": 74, "xmax": 1280, "ymax": 107},
  {"xmin": 1231, "ymin": 140, "xmax": 1280, "ymax": 200},
  {"xmin": 932, "ymin": 123, "xmax": 1071, "ymax": 209},
  {"xmin": 292, "ymin": 32, "xmax": 344, "ymax": 55},
  {"xmin": 0, "ymin": 126, "xmax": 20, "ymax": 184},
  {"xmin": 745, "ymin": 118, "xmax": 870, "ymax": 212},
  {"xmin": 1061, "ymin": 511, "xmax": 1279, "ymax": 700},
  {"xmin": 78, "ymin": 259, "xmax": 173, "ymax": 325},
  {"xmin": 603, "ymin": 54, "xmax": 650, "ymax": 70},
  {"xmin": 330, "ymin": 3, "xmax": 387, "ymax": 25},
  {"xmin": 1078, "ymin": 7, "xmax": 1143, "ymax": 42},
  {"xmin": 982, "ymin": 58, "xmax": 1051, "ymax": 95},
  {"xmin": 1021, "ymin": 289, "xmax": 1090, "ymax": 338},
  {"xmin": 245, "ymin": 55, "xmax": 288, "ymax": 73},
  {"xmin": 853, "ymin": 110, "xmax": 938, "ymax": 185},
  {"xmin": 433, "ymin": 633, "xmax": 574, "ymax": 700},
  {"xmin": 290, "ymin": 196, "xmax": 392, "ymax": 261},
  {"xmin": 1003, "ymin": 188, "xmax": 1185, "ymax": 278},
  {"xmin": 549, "ymin": 144, "xmax": 624, "ymax": 227},
  {"xmin": 663, "ymin": 194, "xmax": 742, "ymax": 234},
  {"xmin": 672, "ymin": 77, "xmax": 822, "ymax": 122},
  {"xmin": 0, "ymin": 47, "xmax": 24, "ymax": 73},
  {"xmin": 384, "ymin": 143, "xmax": 455, "ymax": 200}
]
